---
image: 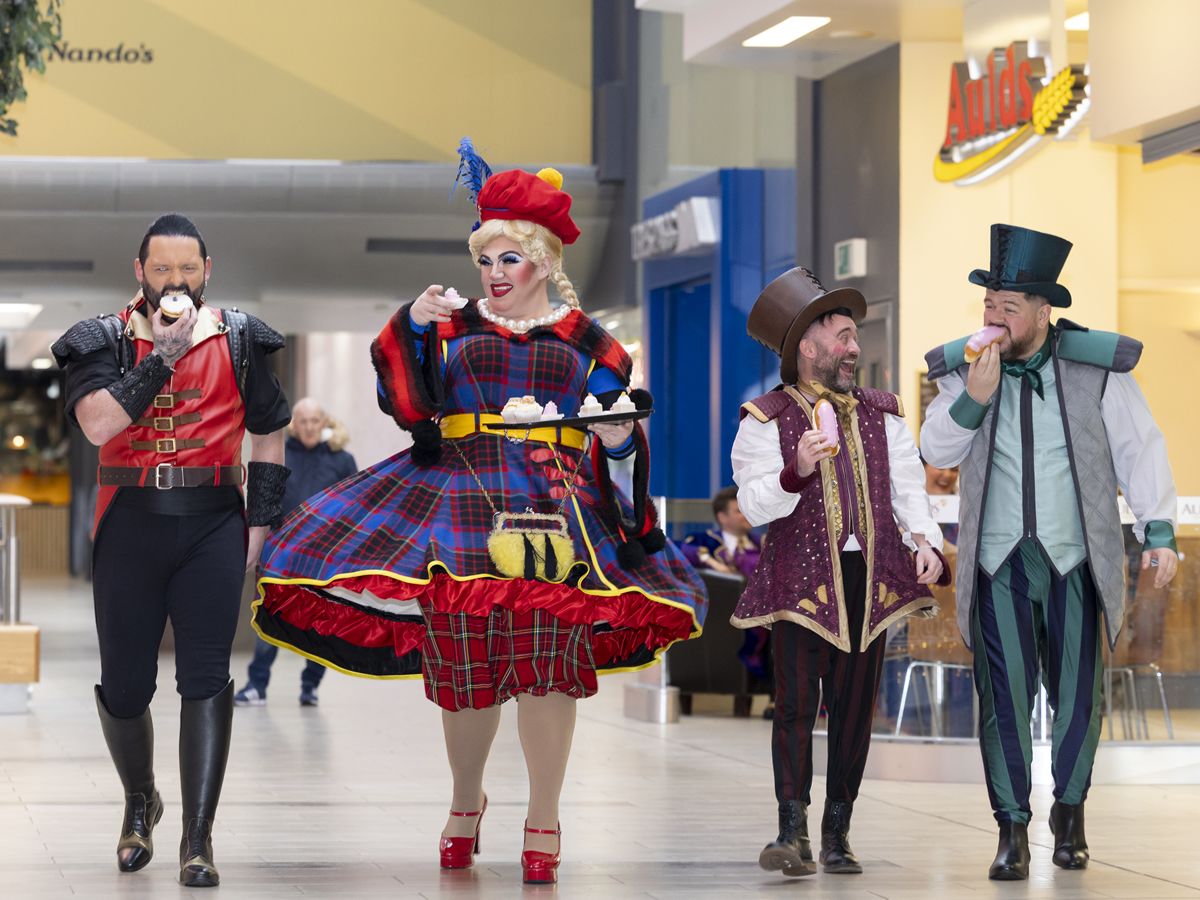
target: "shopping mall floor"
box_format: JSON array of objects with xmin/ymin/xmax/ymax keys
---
[{"xmin": 4, "ymin": 577, "xmax": 1200, "ymax": 899}]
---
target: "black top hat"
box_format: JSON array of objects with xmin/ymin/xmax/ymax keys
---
[
  {"xmin": 968, "ymin": 224, "xmax": 1073, "ymax": 307},
  {"xmin": 747, "ymin": 267, "xmax": 866, "ymax": 385}
]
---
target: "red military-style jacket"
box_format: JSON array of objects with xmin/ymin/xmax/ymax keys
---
[{"xmin": 92, "ymin": 301, "xmax": 249, "ymax": 533}]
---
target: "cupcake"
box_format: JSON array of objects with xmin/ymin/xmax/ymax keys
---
[
  {"xmin": 502, "ymin": 395, "xmax": 543, "ymax": 424},
  {"xmin": 578, "ymin": 393, "xmax": 604, "ymax": 417},
  {"xmin": 442, "ymin": 287, "xmax": 468, "ymax": 310},
  {"xmin": 610, "ymin": 391, "xmax": 636, "ymax": 414}
]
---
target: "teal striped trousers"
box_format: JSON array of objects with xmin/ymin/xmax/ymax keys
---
[{"xmin": 971, "ymin": 539, "xmax": 1103, "ymax": 825}]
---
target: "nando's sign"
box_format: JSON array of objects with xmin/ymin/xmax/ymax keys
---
[{"xmin": 934, "ymin": 41, "xmax": 1089, "ymax": 186}]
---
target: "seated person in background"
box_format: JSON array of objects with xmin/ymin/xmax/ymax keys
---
[
  {"xmin": 680, "ymin": 486, "xmax": 771, "ymax": 703},
  {"xmin": 922, "ymin": 456, "xmax": 959, "ymax": 545},
  {"xmin": 679, "ymin": 486, "xmax": 762, "ymax": 580}
]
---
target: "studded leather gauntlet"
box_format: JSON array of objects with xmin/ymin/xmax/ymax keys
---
[
  {"xmin": 105, "ymin": 352, "xmax": 173, "ymax": 421},
  {"xmin": 246, "ymin": 461, "xmax": 290, "ymax": 528}
]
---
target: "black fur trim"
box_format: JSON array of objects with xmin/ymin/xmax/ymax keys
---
[
  {"xmin": 629, "ymin": 388, "xmax": 653, "ymax": 411},
  {"xmin": 616, "ymin": 538, "xmax": 647, "ymax": 570},
  {"xmin": 410, "ymin": 419, "xmax": 442, "ymax": 467},
  {"xmin": 247, "ymin": 461, "xmax": 290, "ymax": 528},
  {"xmin": 638, "ymin": 527, "xmax": 667, "ymax": 554}
]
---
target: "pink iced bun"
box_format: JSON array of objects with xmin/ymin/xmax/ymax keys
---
[
  {"xmin": 813, "ymin": 399, "xmax": 840, "ymax": 458},
  {"xmin": 964, "ymin": 325, "xmax": 1006, "ymax": 362}
]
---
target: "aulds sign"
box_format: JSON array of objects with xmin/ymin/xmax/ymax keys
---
[{"xmin": 935, "ymin": 41, "xmax": 1089, "ymax": 186}]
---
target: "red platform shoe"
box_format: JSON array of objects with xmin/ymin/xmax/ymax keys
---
[
  {"xmin": 521, "ymin": 821, "xmax": 561, "ymax": 885},
  {"xmin": 439, "ymin": 795, "xmax": 487, "ymax": 869}
]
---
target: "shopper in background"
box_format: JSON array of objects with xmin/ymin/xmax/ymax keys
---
[{"xmin": 235, "ymin": 398, "xmax": 357, "ymax": 707}]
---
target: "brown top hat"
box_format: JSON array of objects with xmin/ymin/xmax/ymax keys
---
[{"xmin": 746, "ymin": 267, "xmax": 867, "ymax": 384}]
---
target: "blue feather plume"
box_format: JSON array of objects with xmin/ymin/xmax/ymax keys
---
[{"xmin": 451, "ymin": 137, "xmax": 492, "ymax": 205}]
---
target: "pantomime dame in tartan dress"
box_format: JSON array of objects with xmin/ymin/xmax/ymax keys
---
[{"xmin": 252, "ymin": 145, "xmax": 707, "ymax": 886}]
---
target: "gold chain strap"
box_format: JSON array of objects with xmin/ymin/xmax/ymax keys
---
[{"xmin": 449, "ymin": 436, "xmax": 586, "ymax": 519}]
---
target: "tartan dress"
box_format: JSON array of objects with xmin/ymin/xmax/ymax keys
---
[{"xmin": 253, "ymin": 308, "xmax": 706, "ymax": 709}]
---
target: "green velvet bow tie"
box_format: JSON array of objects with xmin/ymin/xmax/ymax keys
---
[{"xmin": 1002, "ymin": 338, "xmax": 1051, "ymax": 400}]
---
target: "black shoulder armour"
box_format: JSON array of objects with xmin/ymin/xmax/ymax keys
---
[
  {"xmin": 223, "ymin": 309, "xmax": 285, "ymax": 404},
  {"xmin": 50, "ymin": 314, "xmax": 134, "ymax": 373}
]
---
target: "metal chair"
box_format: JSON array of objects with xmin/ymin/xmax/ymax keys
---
[
  {"xmin": 1103, "ymin": 560, "xmax": 1174, "ymax": 740},
  {"xmin": 895, "ymin": 558, "xmax": 978, "ymax": 737}
]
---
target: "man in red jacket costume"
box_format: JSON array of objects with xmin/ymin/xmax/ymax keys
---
[{"xmin": 52, "ymin": 214, "xmax": 291, "ymax": 888}]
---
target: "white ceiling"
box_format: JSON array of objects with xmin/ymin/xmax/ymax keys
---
[
  {"xmin": 0, "ymin": 159, "xmax": 615, "ymax": 366},
  {"xmin": 636, "ymin": 0, "xmax": 963, "ymax": 78}
]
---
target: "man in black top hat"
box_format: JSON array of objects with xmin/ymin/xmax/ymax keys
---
[{"xmin": 921, "ymin": 224, "xmax": 1178, "ymax": 880}]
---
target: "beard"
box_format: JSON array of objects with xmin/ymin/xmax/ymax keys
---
[
  {"xmin": 1000, "ymin": 329, "xmax": 1042, "ymax": 362},
  {"xmin": 812, "ymin": 346, "xmax": 858, "ymax": 393},
  {"xmin": 141, "ymin": 280, "xmax": 204, "ymax": 312}
]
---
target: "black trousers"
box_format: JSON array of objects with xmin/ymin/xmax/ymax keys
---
[
  {"xmin": 771, "ymin": 552, "xmax": 885, "ymax": 804},
  {"xmin": 93, "ymin": 503, "xmax": 247, "ymax": 718}
]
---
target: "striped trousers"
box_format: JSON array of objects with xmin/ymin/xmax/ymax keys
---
[
  {"xmin": 972, "ymin": 539, "xmax": 1103, "ymax": 824},
  {"xmin": 771, "ymin": 552, "xmax": 885, "ymax": 804}
]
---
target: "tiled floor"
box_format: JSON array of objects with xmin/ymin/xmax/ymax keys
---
[{"xmin": 3, "ymin": 576, "xmax": 1200, "ymax": 898}]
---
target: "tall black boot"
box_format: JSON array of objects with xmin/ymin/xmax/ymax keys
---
[
  {"xmin": 758, "ymin": 800, "xmax": 816, "ymax": 877},
  {"xmin": 94, "ymin": 686, "xmax": 164, "ymax": 873},
  {"xmin": 1049, "ymin": 801, "xmax": 1089, "ymax": 869},
  {"xmin": 988, "ymin": 821, "xmax": 1030, "ymax": 880},
  {"xmin": 178, "ymin": 680, "xmax": 234, "ymax": 888},
  {"xmin": 820, "ymin": 799, "xmax": 862, "ymax": 873}
]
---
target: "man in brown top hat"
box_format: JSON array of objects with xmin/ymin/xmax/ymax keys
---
[{"xmin": 731, "ymin": 266, "xmax": 947, "ymax": 878}]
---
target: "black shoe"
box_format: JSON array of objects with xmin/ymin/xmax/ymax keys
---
[
  {"xmin": 1049, "ymin": 801, "xmax": 1089, "ymax": 869},
  {"xmin": 820, "ymin": 799, "xmax": 862, "ymax": 873},
  {"xmin": 299, "ymin": 688, "xmax": 319, "ymax": 707},
  {"xmin": 178, "ymin": 681, "xmax": 234, "ymax": 888},
  {"xmin": 95, "ymin": 686, "xmax": 164, "ymax": 873},
  {"xmin": 989, "ymin": 821, "xmax": 1030, "ymax": 880},
  {"xmin": 758, "ymin": 800, "xmax": 816, "ymax": 877}
]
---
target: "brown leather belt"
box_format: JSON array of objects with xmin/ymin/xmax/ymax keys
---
[
  {"xmin": 133, "ymin": 412, "xmax": 203, "ymax": 430},
  {"xmin": 129, "ymin": 437, "xmax": 207, "ymax": 452},
  {"xmin": 98, "ymin": 465, "xmax": 244, "ymax": 489},
  {"xmin": 152, "ymin": 389, "xmax": 201, "ymax": 408}
]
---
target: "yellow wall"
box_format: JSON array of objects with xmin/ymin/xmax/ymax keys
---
[
  {"xmin": 901, "ymin": 42, "xmax": 1200, "ymax": 494},
  {"xmin": 899, "ymin": 41, "xmax": 1119, "ymax": 433},
  {"xmin": 1117, "ymin": 148, "xmax": 1200, "ymax": 494},
  {"xmin": 1, "ymin": 0, "xmax": 592, "ymax": 163}
]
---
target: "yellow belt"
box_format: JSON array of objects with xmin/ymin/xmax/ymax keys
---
[{"xmin": 439, "ymin": 413, "xmax": 588, "ymax": 450}]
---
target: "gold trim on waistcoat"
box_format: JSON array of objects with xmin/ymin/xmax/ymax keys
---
[{"xmin": 783, "ymin": 385, "xmax": 850, "ymax": 650}]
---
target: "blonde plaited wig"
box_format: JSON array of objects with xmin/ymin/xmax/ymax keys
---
[{"xmin": 467, "ymin": 218, "xmax": 581, "ymax": 309}]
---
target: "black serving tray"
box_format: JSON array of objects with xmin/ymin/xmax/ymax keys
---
[{"xmin": 482, "ymin": 408, "xmax": 652, "ymax": 431}]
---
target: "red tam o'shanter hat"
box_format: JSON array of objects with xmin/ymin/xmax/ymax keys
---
[{"xmin": 476, "ymin": 167, "xmax": 581, "ymax": 245}]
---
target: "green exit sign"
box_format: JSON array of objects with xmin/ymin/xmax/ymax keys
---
[{"xmin": 834, "ymin": 238, "xmax": 867, "ymax": 280}]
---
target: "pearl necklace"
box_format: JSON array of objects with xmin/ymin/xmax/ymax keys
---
[{"xmin": 477, "ymin": 297, "xmax": 570, "ymax": 333}]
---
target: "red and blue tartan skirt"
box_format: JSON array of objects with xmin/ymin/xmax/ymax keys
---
[{"xmin": 251, "ymin": 331, "xmax": 708, "ymax": 710}]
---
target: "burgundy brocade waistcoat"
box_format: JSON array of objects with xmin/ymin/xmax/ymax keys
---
[{"xmin": 731, "ymin": 385, "xmax": 935, "ymax": 652}]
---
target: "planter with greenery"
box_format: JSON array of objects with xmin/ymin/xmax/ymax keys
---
[{"xmin": 1, "ymin": 0, "xmax": 64, "ymax": 136}]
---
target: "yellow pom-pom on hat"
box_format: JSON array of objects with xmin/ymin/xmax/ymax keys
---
[
  {"xmin": 477, "ymin": 166, "xmax": 580, "ymax": 244},
  {"xmin": 536, "ymin": 167, "xmax": 564, "ymax": 190}
]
